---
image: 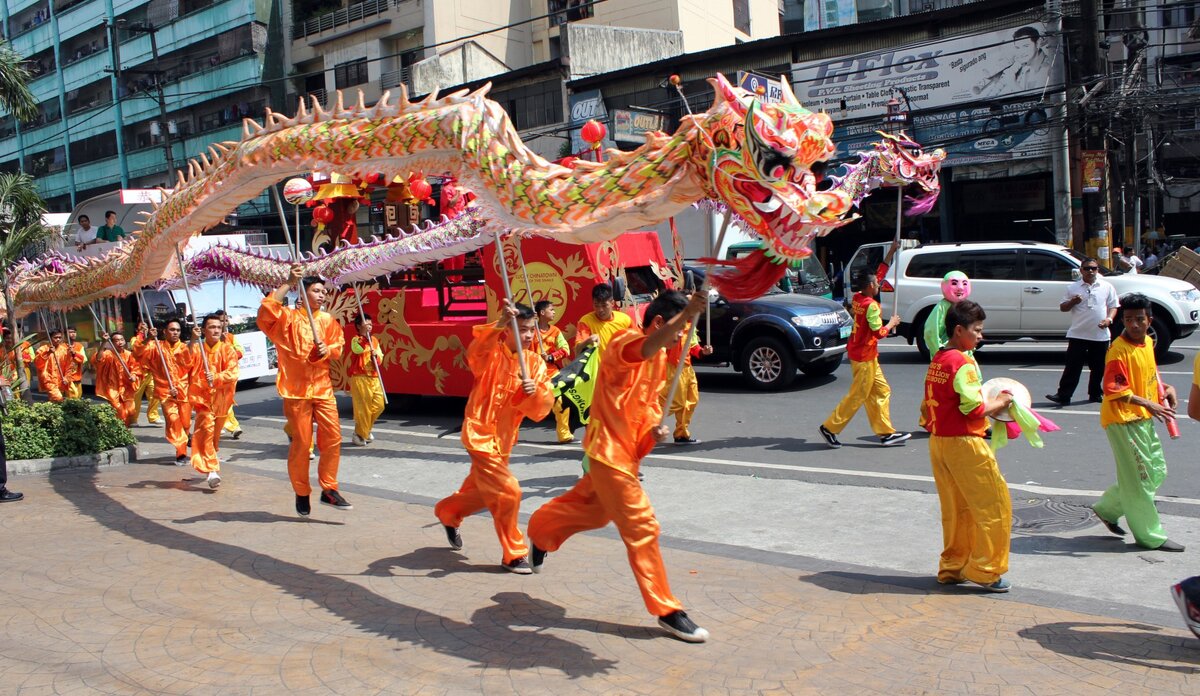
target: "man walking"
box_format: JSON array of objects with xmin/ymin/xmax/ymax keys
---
[{"xmin": 1047, "ymin": 258, "xmax": 1118, "ymax": 406}]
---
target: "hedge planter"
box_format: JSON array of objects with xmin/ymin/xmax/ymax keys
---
[
  {"xmin": 8, "ymin": 444, "xmax": 140, "ymax": 475},
  {"xmin": 2, "ymin": 399, "xmax": 137, "ymax": 461}
]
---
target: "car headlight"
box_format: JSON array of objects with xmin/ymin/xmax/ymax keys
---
[
  {"xmin": 791, "ymin": 312, "xmax": 841, "ymax": 327},
  {"xmin": 1171, "ymin": 289, "xmax": 1200, "ymax": 302}
]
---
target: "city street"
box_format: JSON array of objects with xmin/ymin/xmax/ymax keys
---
[{"xmin": 5, "ymin": 330, "xmax": 1200, "ymax": 693}]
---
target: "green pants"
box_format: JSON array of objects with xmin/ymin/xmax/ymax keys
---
[{"xmin": 1094, "ymin": 419, "xmax": 1168, "ymax": 549}]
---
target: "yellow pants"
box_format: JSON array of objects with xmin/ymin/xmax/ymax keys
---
[
  {"xmin": 349, "ymin": 375, "xmax": 385, "ymax": 439},
  {"xmin": 223, "ymin": 408, "xmax": 240, "ymax": 433},
  {"xmin": 823, "ymin": 358, "xmax": 893, "ymax": 436},
  {"xmin": 133, "ymin": 375, "xmax": 161, "ymax": 423},
  {"xmin": 659, "ymin": 363, "xmax": 699, "ymax": 440},
  {"xmin": 67, "ymin": 381, "xmax": 82, "ymax": 399},
  {"xmin": 552, "ymin": 400, "xmax": 573, "ymax": 442},
  {"xmin": 929, "ymin": 435, "xmax": 1012, "ymax": 585}
]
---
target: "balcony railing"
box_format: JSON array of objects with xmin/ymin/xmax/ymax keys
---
[
  {"xmin": 380, "ymin": 67, "xmax": 410, "ymax": 91},
  {"xmin": 293, "ymin": 0, "xmax": 389, "ymax": 40}
]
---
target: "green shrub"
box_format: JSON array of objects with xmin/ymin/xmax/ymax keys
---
[{"xmin": 1, "ymin": 399, "xmax": 136, "ymax": 460}]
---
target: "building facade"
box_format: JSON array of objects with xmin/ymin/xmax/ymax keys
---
[{"xmin": 0, "ymin": 0, "xmax": 284, "ymax": 212}]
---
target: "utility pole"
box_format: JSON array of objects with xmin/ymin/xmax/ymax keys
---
[
  {"xmin": 1080, "ymin": 0, "xmax": 1109, "ymax": 256},
  {"xmin": 104, "ymin": 19, "xmax": 131, "ymax": 187},
  {"xmin": 119, "ymin": 22, "xmax": 176, "ymax": 179}
]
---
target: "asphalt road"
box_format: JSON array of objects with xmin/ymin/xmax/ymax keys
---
[{"xmin": 223, "ymin": 331, "xmax": 1200, "ymax": 519}]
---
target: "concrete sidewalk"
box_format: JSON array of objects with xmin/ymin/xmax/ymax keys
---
[{"xmin": 2, "ymin": 461, "xmax": 1198, "ymax": 694}]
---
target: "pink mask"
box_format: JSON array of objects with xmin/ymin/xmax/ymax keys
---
[{"xmin": 941, "ymin": 271, "xmax": 971, "ymax": 302}]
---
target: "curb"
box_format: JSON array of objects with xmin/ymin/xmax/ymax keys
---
[{"xmin": 9, "ymin": 445, "xmax": 141, "ymax": 476}]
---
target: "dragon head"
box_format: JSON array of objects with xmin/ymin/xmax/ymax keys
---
[
  {"xmin": 699, "ymin": 74, "xmax": 854, "ymax": 265},
  {"xmin": 874, "ymin": 131, "xmax": 946, "ymax": 216}
]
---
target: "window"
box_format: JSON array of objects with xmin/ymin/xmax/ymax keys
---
[
  {"xmin": 959, "ymin": 250, "xmax": 1020, "ymax": 280},
  {"xmin": 334, "ymin": 58, "xmax": 369, "ymax": 89},
  {"xmin": 624, "ymin": 265, "xmax": 666, "ymax": 299},
  {"xmin": 494, "ymin": 80, "xmax": 563, "ymax": 130},
  {"xmin": 733, "ymin": 0, "xmax": 751, "ymax": 34},
  {"xmin": 1022, "ymin": 251, "xmax": 1075, "ymax": 282},
  {"xmin": 905, "ymin": 251, "xmax": 959, "ymax": 279},
  {"xmin": 549, "ymin": 0, "xmax": 594, "ymax": 26}
]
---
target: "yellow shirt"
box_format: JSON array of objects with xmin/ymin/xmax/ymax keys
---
[
  {"xmin": 574, "ymin": 311, "xmax": 633, "ymax": 352},
  {"xmin": 1101, "ymin": 334, "xmax": 1159, "ymax": 428}
]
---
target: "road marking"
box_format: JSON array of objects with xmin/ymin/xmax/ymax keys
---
[
  {"xmin": 1008, "ymin": 367, "xmax": 1193, "ymax": 376},
  {"xmin": 254, "ymin": 416, "xmax": 1200, "ymax": 506}
]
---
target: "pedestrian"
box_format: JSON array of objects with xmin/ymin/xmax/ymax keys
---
[
  {"xmin": 660, "ymin": 328, "xmax": 711, "ymax": 445},
  {"xmin": 96, "ymin": 210, "xmax": 127, "ymax": 242},
  {"xmin": 348, "ymin": 314, "xmax": 385, "ymax": 447},
  {"xmin": 924, "ymin": 270, "xmax": 971, "ymax": 356},
  {"xmin": 436, "ymin": 300, "xmax": 552, "ymax": 573},
  {"xmin": 1092, "ymin": 293, "xmax": 1185, "ymax": 552},
  {"xmin": 924, "ymin": 300, "xmax": 1015, "ymax": 592},
  {"xmin": 188, "ymin": 314, "xmax": 240, "ymax": 489},
  {"xmin": 132, "ymin": 320, "xmax": 193, "ymax": 466},
  {"xmin": 574, "ymin": 282, "xmax": 633, "ymax": 356},
  {"xmin": 820, "ymin": 262, "xmax": 909, "ymax": 448},
  {"xmin": 257, "ymin": 264, "xmax": 348, "ymax": 516},
  {"xmin": 93, "ymin": 332, "xmax": 137, "ymax": 426},
  {"xmin": 1046, "ymin": 258, "xmax": 1118, "ymax": 406},
  {"xmin": 64, "ymin": 327, "xmax": 87, "ymax": 399},
  {"xmin": 33, "ymin": 329, "xmax": 75, "ymax": 402},
  {"xmin": 1, "ymin": 329, "xmax": 34, "ymax": 401},
  {"xmin": 215, "ymin": 310, "xmax": 244, "ymax": 440},
  {"xmin": 526, "ymin": 290, "xmax": 712, "ymax": 643},
  {"xmin": 0, "ymin": 417, "xmax": 22, "ymax": 503},
  {"xmin": 534, "ymin": 300, "xmax": 574, "ymax": 443},
  {"xmin": 1171, "ymin": 576, "xmax": 1200, "ymax": 639},
  {"xmin": 74, "ymin": 215, "xmax": 97, "ymax": 251},
  {"xmin": 132, "ymin": 369, "xmax": 162, "ymax": 425}
]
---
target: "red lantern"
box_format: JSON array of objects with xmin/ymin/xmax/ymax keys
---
[
  {"xmin": 580, "ymin": 119, "xmax": 606, "ymax": 146},
  {"xmin": 408, "ymin": 176, "xmax": 432, "ymax": 203},
  {"xmin": 312, "ymin": 205, "xmax": 334, "ymax": 225}
]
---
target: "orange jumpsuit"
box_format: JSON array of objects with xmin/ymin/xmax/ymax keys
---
[
  {"xmin": 65, "ymin": 341, "xmax": 87, "ymax": 399},
  {"xmin": 1, "ymin": 341, "xmax": 34, "ymax": 398},
  {"xmin": 435, "ymin": 325, "xmax": 553, "ymax": 564},
  {"xmin": 188, "ymin": 340, "xmax": 240, "ymax": 474},
  {"xmin": 256, "ymin": 296, "xmax": 345, "ymax": 497},
  {"xmin": 132, "ymin": 336, "xmax": 193, "ymax": 457},
  {"xmin": 93, "ymin": 347, "xmax": 137, "ymax": 425},
  {"xmin": 33, "ymin": 343, "xmax": 80, "ymax": 402},
  {"xmin": 528, "ymin": 328, "xmax": 685, "ymax": 617}
]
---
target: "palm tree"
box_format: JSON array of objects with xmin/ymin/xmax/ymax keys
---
[
  {"xmin": 0, "ymin": 39, "xmax": 37, "ymax": 123},
  {"xmin": 0, "ymin": 173, "xmax": 54, "ymax": 401}
]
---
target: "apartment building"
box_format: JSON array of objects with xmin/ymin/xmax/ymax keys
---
[{"xmin": 0, "ymin": 0, "xmax": 282, "ymax": 211}]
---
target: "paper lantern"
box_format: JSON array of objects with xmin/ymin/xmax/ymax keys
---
[
  {"xmin": 282, "ymin": 178, "xmax": 314, "ymax": 205},
  {"xmin": 312, "ymin": 205, "xmax": 334, "ymax": 224},
  {"xmin": 408, "ymin": 176, "xmax": 432, "ymax": 203},
  {"xmin": 580, "ymin": 119, "xmax": 606, "ymax": 146}
]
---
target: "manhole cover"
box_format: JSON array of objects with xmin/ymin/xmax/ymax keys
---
[{"xmin": 1011, "ymin": 499, "xmax": 1098, "ymax": 535}]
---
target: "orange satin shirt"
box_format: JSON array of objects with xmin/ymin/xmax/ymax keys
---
[
  {"xmin": 33, "ymin": 343, "xmax": 77, "ymax": 389},
  {"xmin": 64, "ymin": 341, "xmax": 87, "ymax": 382},
  {"xmin": 256, "ymin": 296, "xmax": 344, "ymax": 400},
  {"xmin": 347, "ymin": 335, "xmax": 382, "ymax": 378},
  {"xmin": 461, "ymin": 324, "xmax": 553, "ymax": 455},
  {"xmin": 131, "ymin": 337, "xmax": 192, "ymax": 399},
  {"xmin": 93, "ymin": 348, "xmax": 136, "ymax": 402},
  {"xmin": 188, "ymin": 340, "xmax": 240, "ymax": 413},
  {"xmin": 1, "ymin": 342, "xmax": 33, "ymax": 380},
  {"xmin": 583, "ymin": 328, "xmax": 672, "ymax": 475}
]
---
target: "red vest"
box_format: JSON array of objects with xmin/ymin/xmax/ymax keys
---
[
  {"xmin": 924, "ymin": 348, "xmax": 988, "ymax": 437},
  {"xmin": 846, "ymin": 293, "xmax": 887, "ymax": 362}
]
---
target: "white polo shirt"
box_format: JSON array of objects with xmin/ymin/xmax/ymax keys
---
[
  {"xmin": 1063, "ymin": 277, "xmax": 1118, "ymax": 342},
  {"xmin": 75, "ymin": 225, "xmax": 96, "ymax": 246}
]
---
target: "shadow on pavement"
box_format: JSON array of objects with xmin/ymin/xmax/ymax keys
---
[
  {"xmin": 668, "ymin": 435, "xmax": 829, "ymax": 455},
  {"xmin": 1017, "ymin": 622, "xmax": 1200, "ymax": 673},
  {"xmin": 520, "ymin": 474, "xmax": 582, "ymax": 498},
  {"xmin": 799, "ymin": 570, "xmax": 953, "ymax": 596},
  {"xmin": 126, "ymin": 478, "xmax": 215, "ymax": 494},
  {"xmin": 49, "ymin": 469, "xmax": 619, "ymax": 678},
  {"xmin": 362, "ymin": 548, "xmax": 507, "ymax": 578},
  {"xmin": 171, "ymin": 510, "xmax": 344, "ymax": 526},
  {"xmin": 1010, "ymin": 534, "xmax": 1142, "ymax": 557},
  {"xmin": 473, "ymin": 592, "xmax": 659, "ymax": 642}
]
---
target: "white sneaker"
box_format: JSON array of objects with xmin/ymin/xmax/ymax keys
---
[
  {"xmin": 352, "ymin": 434, "xmax": 367, "ymax": 446},
  {"xmin": 367, "ymin": 434, "xmax": 374, "ymax": 443},
  {"xmin": 308, "ymin": 450, "xmax": 315, "ymax": 461},
  {"xmin": 207, "ymin": 471, "xmax": 221, "ymax": 489}
]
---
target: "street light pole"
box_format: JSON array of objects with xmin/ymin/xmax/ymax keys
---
[{"xmin": 146, "ymin": 27, "xmax": 176, "ymax": 177}]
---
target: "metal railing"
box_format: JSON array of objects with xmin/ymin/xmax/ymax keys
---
[
  {"xmin": 380, "ymin": 67, "xmax": 410, "ymax": 90},
  {"xmin": 292, "ymin": 0, "xmax": 389, "ymax": 39}
]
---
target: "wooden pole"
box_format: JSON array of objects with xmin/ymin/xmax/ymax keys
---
[
  {"xmin": 85, "ymin": 304, "xmax": 134, "ymax": 381},
  {"xmin": 493, "ymin": 233, "xmax": 529, "ymax": 381},
  {"xmin": 175, "ymin": 244, "xmax": 212, "ymax": 384},
  {"xmin": 351, "ymin": 284, "xmax": 389, "ymax": 405},
  {"xmin": 269, "ymin": 186, "xmax": 321, "ymax": 342}
]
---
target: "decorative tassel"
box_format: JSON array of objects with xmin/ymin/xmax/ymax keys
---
[{"xmin": 698, "ymin": 247, "xmax": 789, "ymax": 302}]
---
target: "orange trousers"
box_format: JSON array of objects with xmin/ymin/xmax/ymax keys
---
[
  {"xmin": 190, "ymin": 407, "xmax": 228, "ymax": 474},
  {"xmin": 283, "ymin": 398, "xmax": 341, "ymax": 496},
  {"xmin": 101, "ymin": 392, "xmax": 136, "ymax": 426},
  {"xmin": 527, "ymin": 460, "xmax": 684, "ymax": 617},
  {"xmin": 435, "ymin": 449, "xmax": 528, "ymax": 564},
  {"xmin": 161, "ymin": 398, "xmax": 192, "ymax": 457}
]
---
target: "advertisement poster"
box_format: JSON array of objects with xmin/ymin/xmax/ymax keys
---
[
  {"xmin": 791, "ymin": 23, "xmax": 1063, "ymax": 165},
  {"xmin": 567, "ymin": 89, "xmax": 615, "ymax": 156},
  {"xmin": 1082, "ymin": 150, "xmax": 1106, "ymax": 193},
  {"xmin": 612, "ymin": 109, "xmax": 667, "ymax": 144}
]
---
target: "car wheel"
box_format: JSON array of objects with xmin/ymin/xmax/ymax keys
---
[
  {"xmin": 914, "ymin": 308, "xmax": 934, "ymax": 360},
  {"xmin": 1151, "ymin": 315, "xmax": 1173, "ymax": 360},
  {"xmin": 799, "ymin": 355, "xmax": 841, "ymax": 377},
  {"xmin": 740, "ymin": 336, "xmax": 797, "ymax": 391}
]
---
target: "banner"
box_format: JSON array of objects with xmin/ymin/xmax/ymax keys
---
[
  {"xmin": 1082, "ymin": 150, "xmax": 1106, "ymax": 194},
  {"xmin": 612, "ymin": 109, "xmax": 667, "ymax": 144},
  {"xmin": 568, "ymin": 90, "xmax": 614, "ymax": 155},
  {"xmin": 553, "ymin": 344, "xmax": 598, "ymax": 426}
]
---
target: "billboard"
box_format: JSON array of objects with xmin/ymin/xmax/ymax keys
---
[
  {"xmin": 612, "ymin": 109, "xmax": 667, "ymax": 143},
  {"xmin": 792, "ymin": 23, "xmax": 1063, "ymax": 165},
  {"xmin": 568, "ymin": 89, "xmax": 616, "ymax": 156}
]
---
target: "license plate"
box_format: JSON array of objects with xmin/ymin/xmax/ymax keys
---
[{"xmin": 839, "ymin": 325, "xmax": 852, "ymax": 339}]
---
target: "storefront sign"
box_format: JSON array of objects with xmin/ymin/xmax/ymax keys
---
[
  {"xmin": 612, "ymin": 109, "xmax": 667, "ymax": 143},
  {"xmin": 1082, "ymin": 150, "xmax": 1106, "ymax": 193},
  {"xmin": 737, "ymin": 71, "xmax": 784, "ymax": 103},
  {"xmin": 568, "ymin": 89, "xmax": 614, "ymax": 155}
]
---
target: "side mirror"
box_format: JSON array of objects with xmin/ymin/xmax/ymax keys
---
[
  {"xmin": 1071, "ymin": 268, "xmax": 1082, "ymax": 282},
  {"xmin": 708, "ymin": 288, "xmax": 722, "ymax": 305}
]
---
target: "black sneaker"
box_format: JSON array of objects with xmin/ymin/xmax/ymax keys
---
[
  {"xmin": 175, "ymin": 454, "xmax": 189, "ymax": 466},
  {"xmin": 503, "ymin": 557, "xmax": 533, "ymax": 575},
  {"xmin": 0, "ymin": 488, "xmax": 24, "ymax": 502},
  {"xmin": 444, "ymin": 525, "xmax": 463, "ymax": 550},
  {"xmin": 295, "ymin": 495, "xmax": 310, "ymax": 517},
  {"xmin": 674, "ymin": 436, "xmax": 699, "ymax": 445},
  {"xmin": 879, "ymin": 432, "xmax": 911, "ymax": 446},
  {"xmin": 1089, "ymin": 396, "xmax": 1103, "ymax": 404},
  {"xmin": 818, "ymin": 425, "xmax": 841, "ymax": 449},
  {"xmin": 232, "ymin": 429, "xmax": 243, "ymax": 440},
  {"xmin": 1045, "ymin": 394, "xmax": 1069, "ymax": 407},
  {"xmin": 657, "ymin": 610, "xmax": 709, "ymax": 643},
  {"xmin": 320, "ymin": 489, "xmax": 353, "ymax": 510},
  {"xmin": 1094, "ymin": 510, "xmax": 1126, "ymax": 537},
  {"xmin": 530, "ymin": 544, "xmax": 547, "ymax": 574}
]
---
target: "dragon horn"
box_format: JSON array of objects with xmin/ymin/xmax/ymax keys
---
[
  {"xmin": 779, "ymin": 78, "xmax": 800, "ymax": 106},
  {"xmin": 296, "ymin": 96, "xmax": 308, "ymax": 119},
  {"xmin": 335, "ymin": 90, "xmax": 347, "ymax": 114},
  {"xmin": 709, "ymin": 73, "xmax": 748, "ymax": 117},
  {"xmin": 242, "ymin": 118, "xmax": 264, "ymax": 138},
  {"xmin": 372, "ymin": 91, "xmax": 392, "ymax": 118},
  {"xmin": 397, "ymin": 83, "xmax": 410, "ymax": 107},
  {"xmin": 356, "ymin": 90, "xmax": 367, "ymax": 112}
]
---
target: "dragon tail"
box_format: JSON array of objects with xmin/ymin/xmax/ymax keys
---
[{"xmin": 698, "ymin": 248, "xmax": 789, "ymax": 302}]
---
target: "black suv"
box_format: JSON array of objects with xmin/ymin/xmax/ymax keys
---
[{"xmin": 685, "ymin": 266, "xmax": 852, "ymax": 390}]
